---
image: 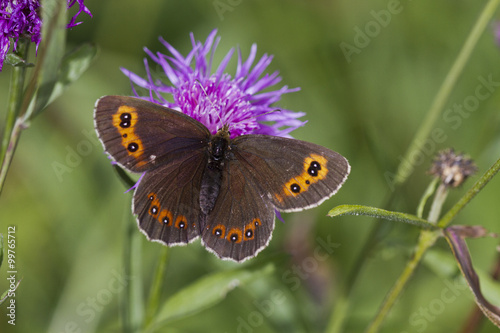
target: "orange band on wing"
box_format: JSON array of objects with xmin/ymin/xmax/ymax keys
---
[
  {"xmin": 112, "ymin": 105, "xmax": 146, "ymax": 167},
  {"xmin": 281, "ymin": 154, "xmax": 328, "ymax": 198}
]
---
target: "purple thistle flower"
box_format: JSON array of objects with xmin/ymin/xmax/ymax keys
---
[
  {"xmin": 121, "ymin": 29, "xmax": 306, "ymax": 138},
  {"xmin": 67, "ymin": 0, "xmax": 92, "ymax": 29},
  {"xmin": 0, "ymin": 0, "xmax": 91, "ymax": 71},
  {"xmin": 0, "ymin": 0, "xmax": 42, "ymax": 71}
]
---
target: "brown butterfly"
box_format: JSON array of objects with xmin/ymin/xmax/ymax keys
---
[{"xmin": 94, "ymin": 96, "xmax": 350, "ymax": 262}]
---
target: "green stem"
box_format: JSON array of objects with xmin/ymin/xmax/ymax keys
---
[
  {"xmin": 365, "ymin": 230, "xmax": 440, "ymax": 333},
  {"xmin": 0, "ymin": 40, "xmax": 30, "ymax": 195},
  {"xmin": 123, "ymin": 207, "xmax": 144, "ymax": 333},
  {"xmin": 427, "ymin": 184, "xmax": 449, "ymax": 223},
  {"xmin": 365, "ymin": 155, "xmax": 500, "ymax": 332},
  {"xmin": 394, "ymin": 0, "xmax": 500, "ymax": 185},
  {"xmin": 144, "ymin": 246, "xmax": 169, "ymax": 329},
  {"xmin": 416, "ymin": 178, "xmax": 440, "ymax": 219},
  {"xmin": 438, "ymin": 155, "xmax": 500, "ymax": 228}
]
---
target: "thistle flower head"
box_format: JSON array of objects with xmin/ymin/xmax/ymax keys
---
[
  {"xmin": 429, "ymin": 148, "xmax": 477, "ymax": 187},
  {"xmin": 0, "ymin": 0, "xmax": 42, "ymax": 71},
  {"xmin": 0, "ymin": 0, "xmax": 91, "ymax": 71},
  {"xmin": 121, "ymin": 29, "xmax": 306, "ymax": 138}
]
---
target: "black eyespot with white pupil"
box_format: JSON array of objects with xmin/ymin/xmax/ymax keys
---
[
  {"xmin": 150, "ymin": 206, "xmax": 158, "ymax": 215},
  {"xmin": 119, "ymin": 113, "xmax": 131, "ymax": 128},
  {"xmin": 214, "ymin": 228, "xmax": 223, "ymax": 236},
  {"xmin": 230, "ymin": 234, "xmax": 239, "ymax": 242},
  {"xmin": 308, "ymin": 161, "xmax": 321, "ymax": 177},
  {"xmin": 162, "ymin": 217, "xmax": 169, "ymax": 224},
  {"xmin": 290, "ymin": 183, "xmax": 301, "ymax": 193},
  {"xmin": 127, "ymin": 142, "xmax": 138, "ymax": 152},
  {"xmin": 245, "ymin": 229, "xmax": 253, "ymax": 238},
  {"xmin": 179, "ymin": 221, "xmax": 186, "ymax": 229}
]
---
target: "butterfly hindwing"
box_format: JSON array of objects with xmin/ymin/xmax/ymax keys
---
[
  {"xmin": 133, "ymin": 150, "xmax": 208, "ymax": 245},
  {"xmin": 94, "ymin": 96, "xmax": 210, "ymax": 172},
  {"xmin": 201, "ymin": 159, "xmax": 275, "ymax": 262},
  {"xmin": 231, "ymin": 135, "xmax": 350, "ymax": 212}
]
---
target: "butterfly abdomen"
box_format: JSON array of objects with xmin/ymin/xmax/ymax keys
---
[{"xmin": 199, "ymin": 132, "xmax": 230, "ymax": 214}]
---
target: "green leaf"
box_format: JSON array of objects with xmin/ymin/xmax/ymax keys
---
[
  {"xmin": 5, "ymin": 53, "xmax": 34, "ymax": 68},
  {"xmin": 113, "ymin": 165, "xmax": 137, "ymax": 189},
  {"xmin": 150, "ymin": 263, "xmax": 275, "ymax": 329},
  {"xmin": 46, "ymin": 43, "xmax": 98, "ymax": 105},
  {"xmin": 328, "ymin": 205, "xmax": 438, "ymax": 230},
  {"xmin": 27, "ymin": 0, "xmax": 67, "ymax": 119}
]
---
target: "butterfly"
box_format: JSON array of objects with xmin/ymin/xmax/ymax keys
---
[{"xmin": 94, "ymin": 96, "xmax": 350, "ymax": 262}]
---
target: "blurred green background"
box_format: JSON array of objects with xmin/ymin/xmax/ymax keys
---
[{"xmin": 1, "ymin": 0, "xmax": 500, "ymax": 332}]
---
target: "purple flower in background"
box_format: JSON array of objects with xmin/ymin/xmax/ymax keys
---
[
  {"xmin": 0, "ymin": 0, "xmax": 91, "ymax": 71},
  {"xmin": 121, "ymin": 29, "xmax": 306, "ymax": 138},
  {"xmin": 67, "ymin": 0, "xmax": 92, "ymax": 28},
  {"xmin": 0, "ymin": 0, "xmax": 41, "ymax": 71}
]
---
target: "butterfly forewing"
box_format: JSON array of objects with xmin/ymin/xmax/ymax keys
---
[
  {"xmin": 232, "ymin": 135, "xmax": 350, "ymax": 212},
  {"xmin": 94, "ymin": 96, "xmax": 210, "ymax": 172}
]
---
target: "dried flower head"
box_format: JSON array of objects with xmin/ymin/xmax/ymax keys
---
[
  {"xmin": 429, "ymin": 148, "xmax": 477, "ymax": 187},
  {"xmin": 121, "ymin": 29, "xmax": 306, "ymax": 138}
]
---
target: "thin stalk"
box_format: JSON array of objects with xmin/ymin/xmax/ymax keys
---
[
  {"xmin": 394, "ymin": 0, "xmax": 500, "ymax": 185},
  {"xmin": 123, "ymin": 206, "xmax": 144, "ymax": 333},
  {"xmin": 0, "ymin": 40, "xmax": 30, "ymax": 195},
  {"xmin": 365, "ymin": 230, "xmax": 440, "ymax": 333},
  {"xmin": 327, "ymin": 1, "xmax": 500, "ymax": 331},
  {"xmin": 427, "ymin": 184, "xmax": 449, "ymax": 223},
  {"xmin": 365, "ymin": 155, "xmax": 500, "ymax": 332},
  {"xmin": 144, "ymin": 246, "xmax": 170, "ymax": 329}
]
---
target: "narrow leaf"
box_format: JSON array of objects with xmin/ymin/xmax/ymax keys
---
[
  {"xmin": 5, "ymin": 53, "xmax": 34, "ymax": 67},
  {"xmin": 123, "ymin": 212, "xmax": 144, "ymax": 331},
  {"xmin": 328, "ymin": 205, "xmax": 437, "ymax": 229},
  {"xmin": 29, "ymin": 0, "xmax": 67, "ymax": 119},
  {"xmin": 47, "ymin": 43, "xmax": 98, "ymax": 105},
  {"xmin": 444, "ymin": 226, "xmax": 500, "ymax": 328},
  {"xmin": 151, "ymin": 263, "xmax": 275, "ymax": 328}
]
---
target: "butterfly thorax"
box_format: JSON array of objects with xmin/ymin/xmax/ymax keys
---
[{"xmin": 199, "ymin": 125, "xmax": 232, "ymax": 215}]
